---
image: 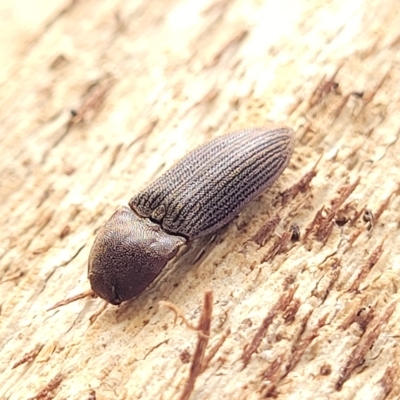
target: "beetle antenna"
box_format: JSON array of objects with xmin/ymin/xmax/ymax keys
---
[{"xmin": 47, "ymin": 289, "xmax": 96, "ymax": 311}]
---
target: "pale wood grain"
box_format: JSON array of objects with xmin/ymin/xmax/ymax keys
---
[{"xmin": 1, "ymin": 0, "xmax": 400, "ymax": 399}]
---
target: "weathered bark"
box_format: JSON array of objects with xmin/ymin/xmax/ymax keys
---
[{"xmin": 1, "ymin": 0, "xmax": 399, "ymax": 399}]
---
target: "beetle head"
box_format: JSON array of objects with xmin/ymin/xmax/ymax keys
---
[{"xmin": 88, "ymin": 206, "xmax": 185, "ymax": 305}]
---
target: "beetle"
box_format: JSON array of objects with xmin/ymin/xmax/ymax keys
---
[{"xmin": 88, "ymin": 127, "xmax": 294, "ymax": 304}]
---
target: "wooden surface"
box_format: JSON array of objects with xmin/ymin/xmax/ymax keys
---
[{"xmin": 1, "ymin": 0, "xmax": 400, "ymax": 399}]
